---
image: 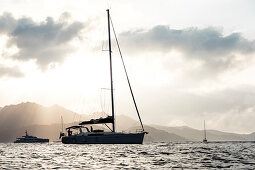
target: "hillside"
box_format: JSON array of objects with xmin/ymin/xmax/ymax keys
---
[
  {"xmin": 1, "ymin": 123, "xmax": 186, "ymax": 143},
  {"xmin": 137, "ymin": 126, "xmax": 186, "ymax": 142},
  {"xmin": 0, "ymin": 102, "xmax": 254, "ymax": 143},
  {"xmin": 244, "ymin": 132, "xmax": 255, "ymax": 141},
  {"xmin": 152, "ymin": 125, "xmax": 249, "ymax": 141},
  {"xmin": 116, "ymin": 115, "xmax": 140, "ymax": 131},
  {"xmin": 0, "ymin": 102, "xmax": 186, "ymax": 142},
  {"xmin": 0, "ymin": 102, "xmax": 84, "ymax": 128}
]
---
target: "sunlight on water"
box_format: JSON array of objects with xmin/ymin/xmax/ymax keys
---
[{"xmin": 0, "ymin": 142, "xmax": 255, "ymax": 169}]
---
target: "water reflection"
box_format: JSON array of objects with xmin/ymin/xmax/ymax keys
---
[{"xmin": 0, "ymin": 142, "xmax": 255, "ymax": 169}]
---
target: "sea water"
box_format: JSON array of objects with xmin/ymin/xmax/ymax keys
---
[{"xmin": 0, "ymin": 142, "xmax": 255, "ymax": 169}]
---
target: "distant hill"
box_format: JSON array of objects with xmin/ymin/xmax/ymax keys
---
[
  {"xmin": 244, "ymin": 132, "xmax": 255, "ymax": 141},
  {"xmin": 0, "ymin": 102, "xmax": 84, "ymax": 128},
  {"xmin": 133, "ymin": 126, "xmax": 186, "ymax": 142},
  {"xmin": 0, "ymin": 102, "xmax": 86, "ymax": 142},
  {"xmin": 0, "ymin": 102, "xmax": 254, "ymax": 143},
  {"xmin": 115, "ymin": 115, "xmax": 140, "ymax": 131},
  {"xmin": 2, "ymin": 123, "xmax": 186, "ymax": 143},
  {"xmin": 152, "ymin": 125, "xmax": 253, "ymax": 141},
  {"xmin": 0, "ymin": 102, "xmax": 186, "ymax": 142}
]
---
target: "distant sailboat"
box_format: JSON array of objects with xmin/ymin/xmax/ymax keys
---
[
  {"xmin": 59, "ymin": 116, "xmax": 65, "ymax": 139},
  {"xmin": 60, "ymin": 9, "xmax": 147, "ymax": 144},
  {"xmin": 203, "ymin": 120, "xmax": 208, "ymax": 143}
]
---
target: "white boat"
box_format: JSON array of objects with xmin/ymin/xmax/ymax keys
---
[
  {"xmin": 14, "ymin": 130, "xmax": 49, "ymax": 143},
  {"xmin": 60, "ymin": 9, "xmax": 147, "ymax": 144}
]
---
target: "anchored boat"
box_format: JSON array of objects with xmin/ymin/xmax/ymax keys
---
[
  {"xmin": 60, "ymin": 9, "xmax": 147, "ymax": 144},
  {"xmin": 14, "ymin": 130, "xmax": 49, "ymax": 143},
  {"xmin": 203, "ymin": 120, "xmax": 208, "ymax": 143}
]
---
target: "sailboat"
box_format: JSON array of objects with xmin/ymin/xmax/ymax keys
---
[
  {"xmin": 203, "ymin": 120, "xmax": 208, "ymax": 143},
  {"xmin": 60, "ymin": 9, "xmax": 147, "ymax": 144}
]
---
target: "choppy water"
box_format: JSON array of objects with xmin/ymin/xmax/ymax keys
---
[{"xmin": 0, "ymin": 142, "xmax": 255, "ymax": 169}]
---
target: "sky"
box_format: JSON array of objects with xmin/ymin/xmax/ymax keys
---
[{"xmin": 0, "ymin": 0, "xmax": 255, "ymax": 133}]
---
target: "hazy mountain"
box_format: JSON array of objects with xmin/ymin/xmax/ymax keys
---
[
  {"xmin": 242, "ymin": 132, "xmax": 255, "ymax": 141},
  {"xmin": 130, "ymin": 126, "xmax": 186, "ymax": 142},
  {"xmin": 0, "ymin": 102, "xmax": 84, "ymax": 128},
  {"xmin": 116, "ymin": 115, "xmax": 140, "ymax": 131},
  {"xmin": 152, "ymin": 125, "xmax": 203, "ymax": 141},
  {"xmin": 152, "ymin": 125, "xmax": 251, "ymax": 141},
  {"xmin": 0, "ymin": 102, "xmax": 89, "ymax": 142},
  {"xmin": 0, "ymin": 124, "xmax": 187, "ymax": 143},
  {"xmin": 1, "ymin": 123, "xmax": 186, "ymax": 143},
  {"xmin": 0, "ymin": 102, "xmax": 142, "ymax": 132},
  {"xmin": 0, "ymin": 102, "xmax": 254, "ymax": 143},
  {"xmin": 0, "ymin": 121, "xmax": 83, "ymax": 143},
  {"xmin": 116, "ymin": 117, "xmax": 186, "ymax": 142},
  {"xmin": 0, "ymin": 102, "xmax": 186, "ymax": 142}
]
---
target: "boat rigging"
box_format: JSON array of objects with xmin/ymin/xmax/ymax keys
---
[{"xmin": 60, "ymin": 9, "xmax": 147, "ymax": 144}]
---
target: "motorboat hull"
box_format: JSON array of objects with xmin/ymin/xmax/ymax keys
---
[
  {"xmin": 62, "ymin": 132, "xmax": 145, "ymax": 144},
  {"xmin": 14, "ymin": 139, "xmax": 49, "ymax": 143}
]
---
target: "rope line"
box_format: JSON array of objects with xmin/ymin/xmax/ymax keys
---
[{"xmin": 110, "ymin": 16, "xmax": 145, "ymax": 132}]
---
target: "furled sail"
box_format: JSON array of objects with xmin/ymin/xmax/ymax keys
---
[
  {"xmin": 79, "ymin": 116, "xmax": 113, "ymax": 125},
  {"xmin": 66, "ymin": 125, "xmax": 83, "ymax": 130}
]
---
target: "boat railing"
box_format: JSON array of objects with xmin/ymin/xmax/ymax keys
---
[{"xmin": 136, "ymin": 129, "xmax": 144, "ymax": 133}]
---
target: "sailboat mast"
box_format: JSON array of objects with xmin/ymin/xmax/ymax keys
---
[
  {"xmin": 61, "ymin": 116, "xmax": 63, "ymax": 132},
  {"xmin": 204, "ymin": 120, "xmax": 206, "ymax": 139},
  {"xmin": 107, "ymin": 9, "xmax": 115, "ymax": 132}
]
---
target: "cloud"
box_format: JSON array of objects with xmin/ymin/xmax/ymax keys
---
[
  {"xmin": 119, "ymin": 25, "xmax": 255, "ymax": 56},
  {"xmin": 144, "ymin": 86, "xmax": 251, "ymax": 118},
  {"xmin": 207, "ymin": 106, "xmax": 255, "ymax": 133},
  {"xmin": 140, "ymin": 84, "xmax": 255, "ymax": 132},
  {"xmin": 117, "ymin": 26, "xmax": 255, "ymax": 132},
  {"xmin": 118, "ymin": 26, "xmax": 255, "ymax": 80},
  {"xmin": 0, "ymin": 64, "xmax": 24, "ymax": 78},
  {"xmin": 0, "ymin": 13, "xmax": 17, "ymax": 34},
  {"xmin": 0, "ymin": 12, "xmax": 84, "ymax": 70}
]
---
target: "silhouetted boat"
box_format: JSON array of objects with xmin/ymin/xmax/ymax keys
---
[
  {"xmin": 203, "ymin": 120, "xmax": 208, "ymax": 143},
  {"xmin": 14, "ymin": 130, "xmax": 49, "ymax": 143},
  {"xmin": 60, "ymin": 9, "xmax": 147, "ymax": 144}
]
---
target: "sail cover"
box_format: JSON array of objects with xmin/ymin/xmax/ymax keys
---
[
  {"xmin": 66, "ymin": 125, "xmax": 83, "ymax": 130},
  {"xmin": 79, "ymin": 116, "xmax": 113, "ymax": 125}
]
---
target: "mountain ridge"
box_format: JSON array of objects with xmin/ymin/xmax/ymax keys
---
[
  {"xmin": 0, "ymin": 102, "xmax": 254, "ymax": 142},
  {"xmin": 152, "ymin": 125, "xmax": 252, "ymax": 141},
  {"xmin": 0, "ymin": 102, "xmax": 186, "ymax": 142}
]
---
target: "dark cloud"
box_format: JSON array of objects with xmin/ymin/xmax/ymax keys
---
[
  {"xmin": 0, "ymin": 12, "xmax": 84, "ymax": 69},
  {"xmin": 119, "ymin": 26, "xmax": 255, "ymax": 56},
  {"xmin": 0, "ymin": 64, "xmax": 24, "ymax": 78},
  {"xmin": 0, "ymin": 13, "xmax": 17, "ymax": 34}
]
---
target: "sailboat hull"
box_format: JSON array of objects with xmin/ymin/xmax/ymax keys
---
[{"xmin": 62, "ymin": 132, "xmax": 145, "ymax": 144}]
